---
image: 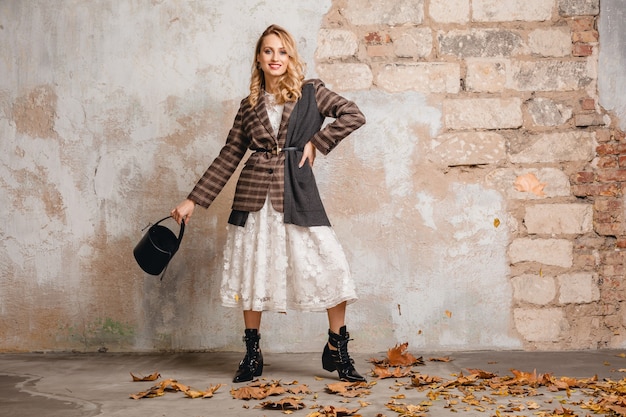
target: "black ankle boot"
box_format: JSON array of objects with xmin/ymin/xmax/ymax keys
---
[
  {"xmin": 233, "ymin": 329, "xmax": 263, "ymax": 383},
  {"xmin": 322, "ymin": 326, "xmax": 366, "ymax": 382}
]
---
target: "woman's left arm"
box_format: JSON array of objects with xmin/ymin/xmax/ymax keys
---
[{"xmin": 307, "ymin": 80, "xmax": 366, "ymax": 155}]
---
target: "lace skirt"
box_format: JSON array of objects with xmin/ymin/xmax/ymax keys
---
[{"xmin": 220, "ymin": 197, "xmax": 357, "ymax": 312}]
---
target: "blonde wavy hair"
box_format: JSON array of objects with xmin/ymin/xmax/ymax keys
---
[{"xmin": 248, "ymin": 25, "xmax": 305, "ymax": 107}]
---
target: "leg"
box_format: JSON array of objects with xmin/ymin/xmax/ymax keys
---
[
  {"xmin": 322, "ymin": 301, "xmax": 366, "ymax": 382},
  {"xmin": 233, "ymin": 310, "xmax": 264, "ymax": 383},
  {"xmin": 327, "ymin": 301, "xmax": 346, "ymax": 335},
  {"xmin": 244, "ymin": 310, "xmax": 262, "ymax": 329}
]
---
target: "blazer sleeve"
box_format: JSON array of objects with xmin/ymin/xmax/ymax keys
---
[
  {"xmin": 307, "ymin": 79, "xmax": 366, "ymax": 155},
  {"xmin": 187, "ymin": 99, "xmax": 251, "ymax": 208}
]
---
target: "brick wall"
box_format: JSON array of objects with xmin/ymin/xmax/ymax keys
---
[{"xmin": 318, "ymin": 0, "xmax": 625, "ymax": 349}]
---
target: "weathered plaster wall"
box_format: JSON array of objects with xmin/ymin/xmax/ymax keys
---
[
  {"xmin": 0, "ymin": 0, "xmax": 624, "ymax": 353},
  {"xmin": 599, "ymin": 0, "xmax": 626, "ymax": 131}
]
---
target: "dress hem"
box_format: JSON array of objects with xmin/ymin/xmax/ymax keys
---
[{"xmin": 221, "ymin": 296, "xmax": 358, "ymax": 313}]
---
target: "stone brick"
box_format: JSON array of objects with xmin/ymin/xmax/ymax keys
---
[
  {"xmin": 316, "ymin": 64, "xmax": 373, "ymax": 91},
  {"xmin": 391, "ymin": 27, "xmax": 432, "ymax": 59},
  {"xmin": 558, "ymin": 0, "xmax": 600, "ymax": 16},
  {"xmin": 343, "ymin": 0, "xmax": 424, "ymax": 25},
  {"xmin": 557, "ymin": 273, "xmax": 599, "ymax": 303},
  {"xmin": 597, "ymin": 169, "xmax": 626, "ymax": 183},
  {"xmin": 367, "ymin": 44, "xmax": 394, "ymax": 58},
  {"xmin": 580, "ymin": 98, "xmax": 596, "ymax": 110},
  {"xmin": 594, "ymin": 198, "xmax": 623, "ymax": 212},
  {"xmin": 600, "ymin": 250, "xmax": 626, "ymax": 265},
  {"xmin": 508, "ymin": 131, "xmax": 595, "ymax": 163},
  {"xmin": 511, "ymin": 274, "xmax": 556, "ymax": 305},
  {"xmin": 473, "ymin": 0, "xmax": 553, "ymax": 22},
  {"xmin": 525, "ymin": 203, "xmax": 593, "ymax": 235},
  {"xmin": 595, "ymin": 129, "xmax": 613, "ymax": 143},
  {"xmin": 428, "ymin": 132, "xmax": 506, "ymax": 166},
  {"xmin": 443, "ymin": 98, "xmax": 522, "ymax": 130},
  {"xmin": 527, "ymin": 98, "xmax": 573, "ymax": 126},
  {"xmin": 596, "ymin": 143, "xmax": 621, "ymax": 155},
  {"xmin": 465, "ymin": 59, "xmax": 507, "ymax": 93},
  {"xmin": 528, "ymin": 28, "xmax": 572, "ymax": 57},
  {"xmin": 508, "ymin": 238, "xmax": 573, "ymax": 267},
  {"xmin": 573, "ymin": 43, "xmax": 594, "ymax": 56},
  {"xmin": 573, "ymin": 171, "xmax": 595, "ymax": 183},
  {"xmin": 569, "ymin": 17, "xmax": 595, "ymax": 31},
  {"xmin": 429, "ymin": 0, "xmax": 470, "ymax": 23},
  {"xmin": 572, "ymin": 30, "xmax": 599, "ymax": 43},
  {"xmin": 575, "ymin": 113, "xmax": 607, "ymax": 127},
  {"xmin": 619, "ymin": 155, "xmax": 626, "ymax": 167},
  {"xmin": 486, "ymin": 168, "xmax": 571, "ymax": 199},
  {"xmin": 572, "ymin": 183, "xmax": 621, "ymax": 197},
  {"xmin": 364, "ymin": 31, "xmax": 391, "ymax": 45},
  {"xmin": 376, "ymin": 63, "xmax": 460, "ymax": 94},
  {"xmin": 438, "ymin": 29, "xmax": 523, "ymax": 58},
  {"xmin": 316, "ymin": 29, "xmax": 359, "ymax": 60},
  {"xmin": 514, "ymin": 308, "xmax": 567, "ymax": 342},
  {"xmin": 509, "ymin": 60, "xmax": 593, "ymax": 92}
]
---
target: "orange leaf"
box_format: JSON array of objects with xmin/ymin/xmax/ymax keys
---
[
  {"xmin": 258, "ymin": 397, "xmax": 305, "ymax": 410},
  {"xmin": 130, "ymin": 371, "xmax": 161, "ymax": 382},
  {"xmin": 387, "ymin": 342, "xmax": 420, "ymax": 366},
  {"xmin": 372, "ymin": 365, "xmax": 412, "ymax": 379},
  {"xmin": 514, "ymin": 173, "xmax": 546, "ymax": 196}
]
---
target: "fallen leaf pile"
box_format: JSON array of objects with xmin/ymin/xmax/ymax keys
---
[{"xmin": 128, "ymin": 346, "xmax": 626, "ymax": 416}]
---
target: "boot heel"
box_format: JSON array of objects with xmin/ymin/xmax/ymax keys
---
[
  {"xmin": 322, "ymin": 344, "xmax": 336, "ymax": 372},
  {"xmin": 254, "ymin": 359, "xmax": 264, "ymax": 376}
]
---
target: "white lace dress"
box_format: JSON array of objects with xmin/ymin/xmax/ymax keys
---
[{"xmin": 219, "ymin": 93, "xmax": 358, "ymax": 312}]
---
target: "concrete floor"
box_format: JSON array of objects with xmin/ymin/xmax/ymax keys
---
[{"xmin": 1, "ymin": 350, "xmax": 625, "ymax": 416}]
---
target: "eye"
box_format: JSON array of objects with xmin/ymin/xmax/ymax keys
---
[{"xmin": 279, "ymin": 50, "xmax": 288, "ymax": 56}]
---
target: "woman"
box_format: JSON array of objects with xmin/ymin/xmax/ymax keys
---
[{"xmin": 171, "ymin": 24, "xmax": 366, "ymax": 383}]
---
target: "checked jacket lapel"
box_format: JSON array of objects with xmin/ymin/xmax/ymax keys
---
[{"xmin": 254, "ymin": 94, "xmax": 296, "ymax": 147}]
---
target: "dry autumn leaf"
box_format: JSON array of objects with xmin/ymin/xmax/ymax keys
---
[
  {"xmin": 130, "ymin": 378, "xmax": 218, "ymax": 400},
  {"xmin": 287, "ymin": 384, "xmax": 311, "ymax": 394},
  {"xmin": 428, "ymin": 357, "xmax": 452, "ymax": 362},
  {"xmin": 230, "ymin": 380, "xmax": 286, "ymax": 400},
  {"xmin": 130, "ymin": 371, "xmax": 160, "ymax": 382},
  {"xmin": 386, "ymin": 399, "xmax": 429, "ymax": 417},
  {"xmin": 326, "ymin": 381, "xmax": 371, "ymax": 398},
  {"xmin": 411, "ymin": 373, "xmax": 443, "ymax": 387},
  {"xmin": 307, "ymin": 405, "xmax": 362, "ymax": 417},
  {"xmin": 184, "ymin": 384, "xmax": 224, "ymax": 399},
  {"xmin": 258, "ymin": 396, "xmax": 305, "ymax": 411},
  {"xmin": 387, "ymin": 343, "xmax": 421, "ymax": 367},
  {"xmin": 514, "ymin": 172, "xmax": 546, "ymax": 196},
  {"xmin": 372, "ymin": 365, "xmax": 413, "ymax": 379}
]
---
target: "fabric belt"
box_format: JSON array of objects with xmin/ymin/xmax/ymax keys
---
[{"xmin": 252, "ymin": 146, "xmax": 300, "ymax": 155}]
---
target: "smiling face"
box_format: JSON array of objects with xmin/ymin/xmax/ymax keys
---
[{"xmin": 256, "ymin": 33, "xmax": 290, "ymax": 92}]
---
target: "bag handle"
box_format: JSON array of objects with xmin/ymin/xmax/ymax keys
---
[{"xmin": 153, "ymin": 215, "xmax": 185, "ymax": 245}]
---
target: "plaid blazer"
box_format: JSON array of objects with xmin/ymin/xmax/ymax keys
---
[{"xmin": 187, "ymin": 79, "xmax": 366, "ymax": 213}]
